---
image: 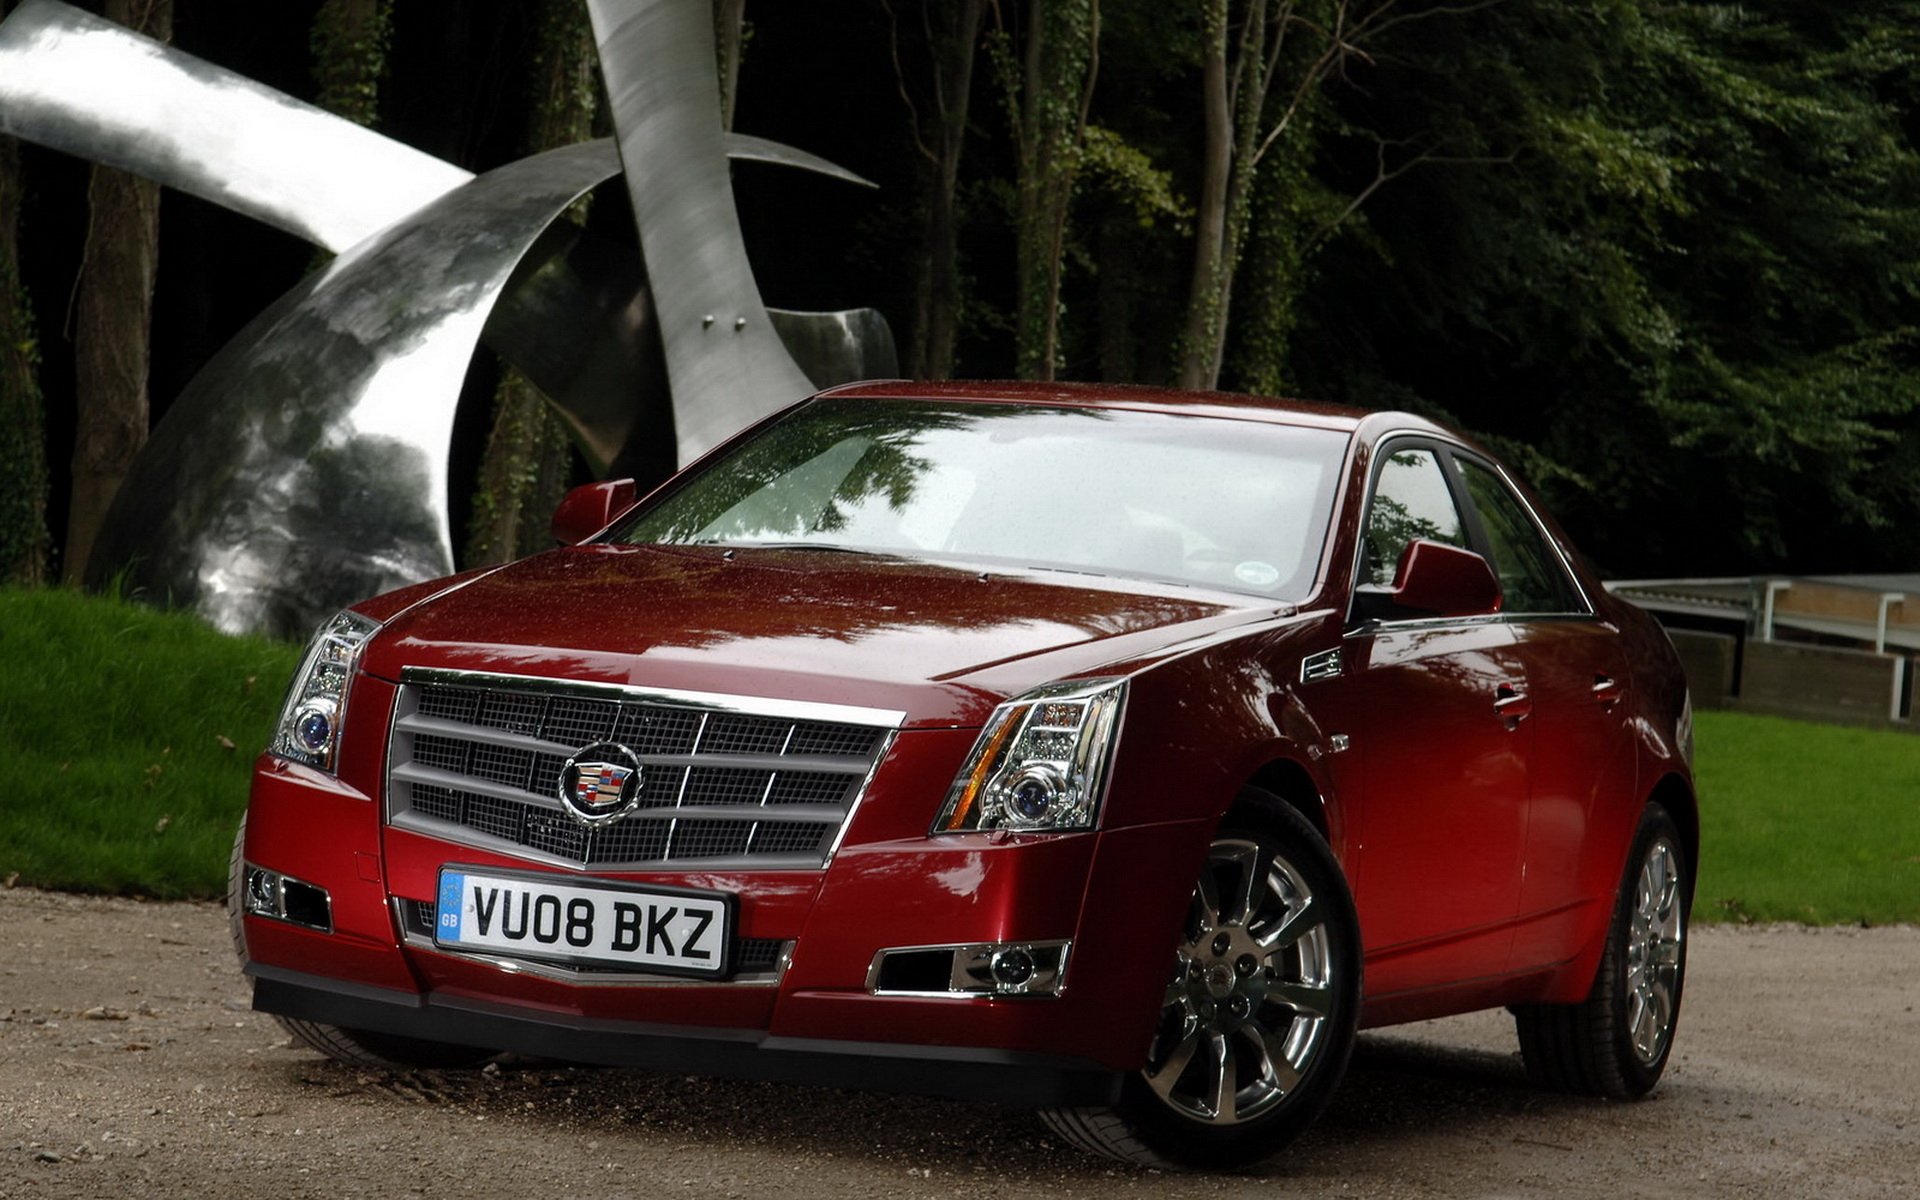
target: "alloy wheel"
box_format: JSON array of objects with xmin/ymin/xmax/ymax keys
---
[
  {"xmin": 1624, "ymin": 836, "xmax": 1685, "ymax": 1065},
  {"xmin": 1143, "ymin": 837, "xmax": 1336, "ymax": 1126}
]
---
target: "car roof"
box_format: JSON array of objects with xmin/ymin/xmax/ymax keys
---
[{"xmin": 815, "ymin": 379, "xmax": 1389, "ymax": 434}]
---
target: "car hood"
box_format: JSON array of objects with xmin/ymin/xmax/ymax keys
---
[{"xmin": 359, "ymin": 544, "xmax": 1280, "ymax": 727}]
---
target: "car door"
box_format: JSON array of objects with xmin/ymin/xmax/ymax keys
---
[
  {"xmin": 1308, "ymin": 441, "xmax": 1532, "ymax": 997},
  {"xmin": 1450, "ymin": 453, "xmax": 1636, "ymax": 971}
]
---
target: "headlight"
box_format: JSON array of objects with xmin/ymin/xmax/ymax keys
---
[
  {"xmin": 272, "ymin": 610, "xmax": 381, "ymax": 773},
  {"xmin": 932, "ymin": 678, "xmax": 1126, "ymax": 834}
]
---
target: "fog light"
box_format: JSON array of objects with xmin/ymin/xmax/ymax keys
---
[
  {"xmin": 245, "ymin": 867, "xmax": 280, "ymax": 915},
  {"xmin": 990, "ymin": 947, "xmax": 1036, "ymax": 988},
  {"xmin": 868, "ymin": 940, "xmax": 1070, "ymax": 997},
  {"xmin": 241, "ymin": 864, "xmax": 332, "ymax": 933}
]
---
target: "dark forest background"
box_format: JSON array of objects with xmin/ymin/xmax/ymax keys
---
[{"xmin": 4, "ymin": 0, "xmax": 1919, "ymax": 595}]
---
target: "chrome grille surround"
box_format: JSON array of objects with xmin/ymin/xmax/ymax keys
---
[{"xmin": 387, "ymin": 668, "xmax": 902, "ymax": 871}]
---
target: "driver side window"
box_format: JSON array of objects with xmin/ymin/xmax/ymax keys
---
[{"xmin": 1363, "ymin": 447, "xmax": 1466, "ymax": 586}]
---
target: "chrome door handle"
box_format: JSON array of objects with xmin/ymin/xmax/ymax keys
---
[
  {"xmin": 1592, "ymin": 674, "xmax": 1625, "ymax": 707},
  {"xmin": 1494, "ymin": 683, "xmax": 1532, "ymax": 725}
]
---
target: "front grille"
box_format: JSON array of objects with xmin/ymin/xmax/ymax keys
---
[{"xmin": 386, "ymin": 672, "xmax": 896, "ymax": 870}]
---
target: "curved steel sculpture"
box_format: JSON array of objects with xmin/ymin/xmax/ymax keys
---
[
  {"xmin": 0, "ymin": 0, "xmax": 874, "ymax": 254},
  {"xmin": 0, "ymin": 0, "xmax": 899, "ymax": 634},
  {"xmin": 88, "ymin": 142, "xmax": 624, "ymax": 636},
  {"xmin": 584, "ymin": 0, "xmax": 815, "ymax": 462}
]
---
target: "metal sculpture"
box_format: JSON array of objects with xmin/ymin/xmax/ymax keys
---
[
  {"xmin": 0, "ymin": 0, "xmax": 896, "ymax": 635},
  {"xmin": 89, "ymin": 142, "xmax": 623, "ymax": 636},
  {"xmin": 584, "ymin": 0, "xmax": 814, "ymax": 461}
]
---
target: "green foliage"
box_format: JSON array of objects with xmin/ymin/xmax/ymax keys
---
[
  {"xmin": 0, "ymin": 588, "xmax": 301, "ymax": 898},
  {"xmin": 530, "ymin": 0, "xmax": 601, "ymax": 152},
  {"xmin": 1292, "ymin": 0, "xmax": 1920, "ymax": 573},
  {"xmin": 1077, "ymin": 125, "xmax": 1187, "ymax": 229},
  {"xmin": 1692, "ymin": 710, "xmax": 1920, "ymax": 926},
  {"xmin": 989, "ymin": 0, "xmax": 1103, "ymax": 379},
  {"xmin": 310, "ymin": 0, "xmax": 393, "ymax": 126}
]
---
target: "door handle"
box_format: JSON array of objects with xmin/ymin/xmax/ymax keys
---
[
  {"xmin": 1493, "ymin": 683, "xmax": 1532, "ymax": 725},
  {"xmin": 1592, "ymin": 674, "xmax": 1625, "ymax": 707}
]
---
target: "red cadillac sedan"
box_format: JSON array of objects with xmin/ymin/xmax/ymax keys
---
[{"xmin": 232, "ymin": 381, "xmax": 1695, "ymax": 1168}]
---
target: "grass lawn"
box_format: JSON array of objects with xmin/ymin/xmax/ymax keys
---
[
  {"xmin": 1, "ymin": 587, "xmax": 1915, "ymax": 923},
  {"xmin": 0, "ymin": 587, "xmax": 301, "ymax": 898},
  {"xmin": 1692, "ymin": 708, "xmax": 1920, "ymax": 926}
]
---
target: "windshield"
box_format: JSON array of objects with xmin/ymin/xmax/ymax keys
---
[{"xmin": 615, "ymin": 397, "xmax": 1347, "ymax": 597}]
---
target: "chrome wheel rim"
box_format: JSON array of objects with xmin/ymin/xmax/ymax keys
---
[
  {"xmin": 1142, "ymin": 837, "xmax": 1335, "ymax": 1126},
  {"xmin": 1624, "ymin": 837, "xmax": 1685, "ymax": 1065}
]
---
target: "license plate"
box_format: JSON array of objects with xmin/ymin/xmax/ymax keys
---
[{"xmin": 434, "ymin": 868, "xmax": 733, "ymax": 978}]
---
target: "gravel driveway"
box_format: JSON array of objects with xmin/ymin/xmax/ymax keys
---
[{"xmin": 2, "ymin": 886, "xmax": 1913, "ymax": 1198}]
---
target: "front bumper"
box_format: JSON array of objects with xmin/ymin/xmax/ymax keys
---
[
  {"xmin": 249, "ymin": 963, "xmax": 1121, "ymax": 1106},
  {"xmin": 241, "ymin": 713, "xmax": 1217, "ymax": 1096}
]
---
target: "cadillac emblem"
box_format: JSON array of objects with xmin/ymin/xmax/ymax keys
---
[{"xmin": 557, "ymin": 743, "xmax": 645, "ymax": 827}]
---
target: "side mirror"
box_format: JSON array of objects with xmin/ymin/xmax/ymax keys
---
[
  {"xmin": 1354, "ymin": 538, "xmax": 1503, "ymax": 622},
  {"xmin": 551, "ymin": 479, "xmax": 639, "ymax": 546}
]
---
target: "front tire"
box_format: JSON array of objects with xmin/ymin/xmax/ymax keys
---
[
  {"xmin": 1513, "ymin": 801, "xmax": 1689, "ymax": 1098},
  {"xmin": 1041, "ymin": 797, "xmax": 1361, "ymax": 1169},
  {"xmin": 227, "ymin": 816, "xmax": 495, "ymax": 1070}
]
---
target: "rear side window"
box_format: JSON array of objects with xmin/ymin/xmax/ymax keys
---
[
  {"xmin": 1457, "ymin": 458, "xmax": 1580, "ymax": 614},
  {"xmin": 1362, "ymin": 447, "xmax": 1466, "ymax": 586}
]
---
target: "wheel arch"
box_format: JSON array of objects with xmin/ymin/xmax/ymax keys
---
[
  {"xmin": 1647, "ymin": 770, "xmax": 1699, "ymax": 897},
  {"xmin": 1236, "ymin": 757, "xmax": 1331, "ymax": 847}
]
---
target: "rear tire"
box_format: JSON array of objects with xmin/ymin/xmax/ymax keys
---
[
  {"xmin": 1513, "ymin": 802, "xmax": 1689, "ymax": 1098},
  {"xmin": 1040, "ymin": 795, "xmax": 1361, "ymax": 1169},
  {"xmin": 227, "ymin": 816, "xmax": 495, "ymax": 1070}
]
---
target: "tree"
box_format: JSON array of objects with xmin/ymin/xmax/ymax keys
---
[
  {"xmin": 989, "ymin": 0, "xmax": 1101, "ymax": 380},
  {"xmin": 311, "ymin": 0, "xmax": 394, "ymax": 127},
  {"xmin": 0, "ymin": 0, "xmax": 49, "ymax": 585},
  {"xmin": 1294, "ymin": 0, "xmax": 1920, "ymax": 572},
  {"xmin": 884, "ymin": 0, "xmax": 988, "ymax": 380},
  {"xmin": 1177, "ymin": 0, "xmax": 1418, "ymax": 392},
  {"xmin": 466, "ymin": 0, "xmax": 601, "ymax": 567},
  {"xmin": 64, "ymin": 0, "xmax": 173, "ymax": 584}
]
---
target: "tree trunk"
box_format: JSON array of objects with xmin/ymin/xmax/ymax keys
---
[
  {"xmin": 467, "ymin": 370, "xmax": 579, "ymax": 566},
  {"xmin": 1000, "ymin": 0, "xmax": 1099, "ymax": 381},
  {"xmin": 1229, "ymin": 147, "xmax": 1316, "ymax": 396},
  {"xmin": 1177, "ymin": 0, "xmax": 1233, "ymax": 391},
  {"xmin": 65, "ymin": 0, "xmax": 172, "ymax": 584},
  {"xmin": 0, "ymin": 63, "xmax": 50, "ymax": 585},
  {"xmin": 466, "ymin": 0, "xmax": 599, "ymax": 567},
  {"xmin": 897, "ymin": 0, "xmax": 985, "ymax": 380},
  {"xmin": 311, "ymin": 0, "xmax": 393, "ymax": 126}
]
